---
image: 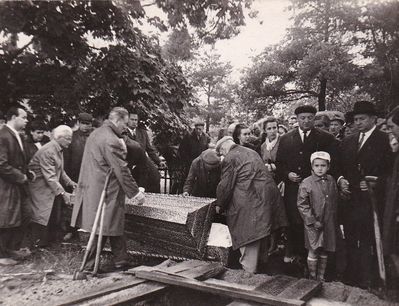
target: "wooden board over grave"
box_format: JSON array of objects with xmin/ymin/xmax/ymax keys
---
[{"xmin": 125, "ymin": 193, "xmax": 216, "ymax": 259}]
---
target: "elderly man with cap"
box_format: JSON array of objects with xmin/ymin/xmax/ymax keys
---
[
  {"xmin": 216, "ymin": 136, "xmax": 287, "ymax": 274},
  {"xmin": 63, "ymin": 112, "xmax": 93, "ymax": 241},
  {"xmin": 338, "ymin": 101, "xmax": 392, "ymax": 288},
  {"xmin": 276, "ymin": 105, "xmax": 338, "ymax": 264},
  {"xmin": 182, "ymin": 149, "xmax": 221, "ymax": 198}
]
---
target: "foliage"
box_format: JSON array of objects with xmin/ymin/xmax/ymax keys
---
[
  {"xmin": 187, "ymin": 50, "xmax": 233, "ymax": 131},
  {"xmin": 0, "ymin": 0, "xmax": 252, "ymax": 149}
]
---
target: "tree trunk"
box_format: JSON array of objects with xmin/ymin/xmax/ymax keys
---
[
  {"xmin": 318, "ymin": 78, "xmax": 327, "ymax": 111},
  {"xmin": 206, "ymin": 93, "xmax": 211, "ymax": 133}
]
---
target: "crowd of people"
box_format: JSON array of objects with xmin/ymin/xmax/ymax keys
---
[{"xmin": 0, "ymin": 101, "xmax": 398, "ymax": 291}]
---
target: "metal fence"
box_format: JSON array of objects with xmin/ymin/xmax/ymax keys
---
[{"xmin": 159, "ymin": 166, "xmax": 187, "ymax": 194}]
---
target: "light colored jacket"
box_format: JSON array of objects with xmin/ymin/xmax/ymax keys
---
[{"xmin": 28, "ymin": 140, "xmax": 73, "ymax": 226}]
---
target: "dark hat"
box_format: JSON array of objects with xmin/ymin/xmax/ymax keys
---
[
  {"xmin": 294, "ymin": 105, "xmax": 317, "ymax": 115},
  {"xmin": 78, "ymin": 112, "xmax": 93, "ymax": 123},
  {"xmin": 352, "ymin": 101, "xmax": 377, "ymax": 116},
  {"xmin": 193, "ymin": 119, "xmax": 205, "ymax": 126}
]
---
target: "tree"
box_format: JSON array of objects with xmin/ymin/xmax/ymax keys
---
[
  {"xmin": 188, "ymin": 50, "xmax": 232, "ymax": 132},
  {"xmin": 239, "ymin": 0, "xmax": 361, "ymax": 113},
  {"xmin": 0, "ymin": 0, "xmax": 251, "ymax": 149}
]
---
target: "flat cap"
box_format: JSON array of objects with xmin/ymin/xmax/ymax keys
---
[
  {"xmin": 294, "ymin": 105, "xmax": 317, "ymax": 115},
  {"xmin": 330, "ymin": 111, "xmax": 345, "ymax": 123},
  {"xmin": 215, "ymin": 136, "xmax": 234, "ymax": 153},
  {"xmin": 78, "ymin": 112, "xmax": 93, "ymax": 122},
  {"xmin": 310, "ymin": 151, "xmax": 331, "ymax": 164}
]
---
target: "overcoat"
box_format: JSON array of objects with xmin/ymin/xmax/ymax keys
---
[
  {"xmin": 64, "ymin": 129, "xmax": 90, "ymax": 182},
  {"xmin": 28, "ymin": 140, "xmax": 73, "ymax": 226},
  {"xmin": 297, "ymin": 174, "xmax": 339, "ymax": 252},
  {"xmin": 339, "ymin": 129, "xmax": 392, "ymax": 224},
  {"xmin": 178, "ymin": 130, "xmax": 210, "ymax": 166},
  {"xmin": 275, "ymin": 128, "xmax": 338, "ymax": 225},
  {"xmin": 183, "ymin": 156, "xmax": 221, "ymax": 198},
  {"xmin": 128, "ymin": 127, "xmax": 161, "ymax": 166},
  {"xmin": 383, "ymin": 152, "xmax": 399, "ymax": 255},
  {"xmin": 71, "ymin": 120, "xmax": 139, "ymax": 236},
  {"xmin": 0, "ymin": 126, "xmax": 27, "ymax": 228},
  {"xmin": 216, "ymin": 145, "xmax": 287, "ymax": 250}
]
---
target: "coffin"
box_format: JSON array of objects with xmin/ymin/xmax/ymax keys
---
[{"xmin": 125, "ymin": 193, "xmax": 216, "ymax": 260}]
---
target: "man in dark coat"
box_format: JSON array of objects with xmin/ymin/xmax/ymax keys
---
[
  {"xmin": 338, "ymin": 101, "xmax": 392, "ymax": 288},
  {"xmin": 182, "ymin": 149, "xmax": 221, "ymax": 198},
  {"xmin": 25, "ymin": 120, "xmax": 50, "ymax": 163},
  {"xmin": 0, "ymin": 107, "xmax": 29, "ymax": 265},
  {"xmin": 385, "ymin": 107, "xmax": 399, "ymax": 256},
  {"xmin": 276, "ymin": 105, "xmax": 338, "ymax": 262},
  {"xmin": 216, "ymin": 136, "xmax": 287, "ymax": 273},
  {"xmin": 179, "ymin": 120, "xmax": 210, "ymax": 168},
  {"xmin": 126, "ymin": 112, "xmax": 162, "ymax": 192},
  {"xmin": 71, "ymin": 107, "xmax": 144, "ymax": 270},
  {"xmin": 64, "ymin": 112, "xmax": 93, "ymax": 182}
]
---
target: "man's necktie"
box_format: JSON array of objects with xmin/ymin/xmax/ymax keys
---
[
  {"xmin": 303, "ymin": 131, "xmax": 308, "ymax": 144},
  {"xmin": 358, "ymin": 132, "xmax": 365, "ymax": 151}
]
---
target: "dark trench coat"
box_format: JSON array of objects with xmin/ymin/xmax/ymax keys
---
[{"xmin": 216, "ymin": 145, "xmax": 287, "ymax": 250}]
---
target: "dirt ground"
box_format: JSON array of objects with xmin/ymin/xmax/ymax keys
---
[{"xmin": 0, "ymin": 240, "xmax": 398, "ymax": 306}]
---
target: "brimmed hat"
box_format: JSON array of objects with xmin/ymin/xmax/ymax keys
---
[
  {"xmin": 295, "ymin": 105, "xmax": 317, "ymax": 115},
  {"xmin": 200, "ymin": 149, "xmax": 220, "ymax": 166},
  {"xmin": 78, "ymin": 112, "xmax": 93, "ymax": 123},
  {"xmin": 352, "ymin": 101, "xmax": 377, "ymax": 116},
  {"xmin": 311, "ymin": 151, "xmax": 331, "ymax": 164},
  {"xmin": 193, "ymin": 119, "xmax": 205, "ymax": 127}
]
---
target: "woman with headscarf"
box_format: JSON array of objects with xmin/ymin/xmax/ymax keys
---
[{"xmin": 182, "ymin": 149, "xmax": 221, "ymax": 198}]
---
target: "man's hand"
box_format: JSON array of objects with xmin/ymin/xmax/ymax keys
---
[
  {"xmin": 62, "ymin": 192, "xmax": 73, "ymax": 206},
  {"xmin": 359, "ymin": 180, "xmax": 368, "ymax": 191},
  {"xmin": 338, "ymin": 178, "xmax": 351, "ymax": 196},
  {"xmin": 288, "ymin": 172, "xmax": 301, "ymax": 183},
  {"xmin": 133, "ymin": 190, "xmax": 145, "ymax": 205},
  {"xmin": 314, "ymin": 221, "xmax": 323, "ymax": 230},
  {"xmin": 70, "ymin": 181, "xmax": 78, "ymax": 190},
  {"xmin": 182, "ymin": 192, "xmax": 189, "ymax": 197},
  {"xmin": 215, "ymin": 206, "xmax": 221, "ymax": 214},
  {"xmin": 27, "ymin": 170, "xmax": 36, "ymax": 182}
]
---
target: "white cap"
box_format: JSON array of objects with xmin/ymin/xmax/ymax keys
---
[{"xmin": 310, "ymin": 151, "xmax": 331, "ymax": 164}]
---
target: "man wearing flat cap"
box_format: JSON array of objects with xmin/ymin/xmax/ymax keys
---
[
  {"xmin": 63, "ymin": 112, "xmax": 93, "ymax": 241},
  {"xmin": 329, "ymin": 111, "xmax": 345, "ymax": 140},
  {"xmin": 178, "ymin": 119, "xmax": 210, "ymax": 180},
  {"xmin": 216, "ymin": 136, "xmax": 287, "ymax": 274},
  {"xmin": 276, "ymin": 105, "xmax": 338, "ymax": 264},
  {"xmin": 338, "ymin": 101, "xmax": 392, "ymax": 288}
]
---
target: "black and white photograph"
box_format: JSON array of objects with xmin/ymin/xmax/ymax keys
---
[{"xmin": 0, "ymin": 0, "xmax": 398, "ymax": 305}]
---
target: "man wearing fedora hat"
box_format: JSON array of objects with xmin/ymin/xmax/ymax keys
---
[{"xmin": 338, "ymin": 100, "xmax": 392, "ymax": 288}]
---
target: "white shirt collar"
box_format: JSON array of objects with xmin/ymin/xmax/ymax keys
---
[
  {"xmin": 359, "ymin": 125, "xmax": 376, "ymax": 149},
  {"xmin": 298, "ymin": 128, "xmax": 311, "ymax": 142}
]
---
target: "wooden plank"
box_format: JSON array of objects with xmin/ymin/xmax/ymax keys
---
[
  {"xmin": 177, "ymin": 262, "xmax": 225, "ymax": 280},
  {"xmin": 255, "ymin": 275, "xmax": 297, "ymax": 296},
  {"xmin": 204, "ymin": 278, "xmax": 257, "ymax": 291},
  {"xmin": 135, "ymin": 270, "xmax": 305, "ymax": 306},
  {"xmin": 55, "ymin": 278, "xmax": 146, "ymax": 306},
  {"xmin": 278, "ymin": 278, "xmax": 322, "ymax": 301}
]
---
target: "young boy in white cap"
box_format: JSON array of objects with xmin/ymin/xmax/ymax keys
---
[{"xmin": 297, "ymin": 151, "xmax": 339, "ymax": 281}]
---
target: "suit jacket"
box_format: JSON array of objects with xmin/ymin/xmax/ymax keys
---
[
  {"xmin": 25, "ymin": 134, "xmax": 50, "ymax": 163},
  {"xmin": 128, "ymin": 127, "xmax": 161, "ymax": 166},
  {"xmin": 276, "ymin": 128, "xmax": 338, "ymax": 224},
  {"xmin": 178, "ymin": 130, "xmax": 210, "ymax": 166},
  {"xmin": 28, "ymin": 140, "xmax": 73, "ymax": 226},
  {"xmin": 339, "ymin": 128, "xmax": 392, "ymax": 223},
  {"xmin": 64, "ymin": 129, "xmax": 91, "ymax": 182},
  {"xmin": 0, "ymin": 126, "xmax": 27, "ymax": 227},
  {"xmin": 71, "ymin": 120, "xmax": 139, "ymax": 236}
]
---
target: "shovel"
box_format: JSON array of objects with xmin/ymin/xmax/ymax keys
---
[
  {"xmin": 73, "ymin": 170, "xmax": 112, "ymax": 280},
  {"xmin": 365, "ymin": 175, "xmax": 386, "ymax": 289}
]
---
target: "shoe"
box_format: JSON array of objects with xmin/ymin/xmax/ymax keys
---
[{"xmin": 0, "ymin": 258, "xmax": 19, "ymax": 266}]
